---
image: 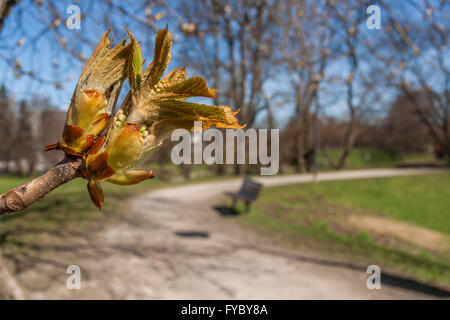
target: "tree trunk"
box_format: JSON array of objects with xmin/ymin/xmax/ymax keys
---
[
  {"xmin": 26, "ymin": 157, "xmax": 36, "ymax": 177},
  {"xmin": 295, "ymin": 119, "xmax": 305, "ymax": 173},
  {"xmin": 233, "ymin": 163, "xmax": 245, "ymax": 176},
  {"xmin": 337, "ymin": 114, "xmax": 356, "ymax": 170},
  {"xmin": 215, "ymin": 165, "xmax": 226, "ymax": 176}
]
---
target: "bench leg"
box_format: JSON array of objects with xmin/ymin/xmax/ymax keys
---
[{"xmin": 245, "ymin": 201, "xmax": 250, "ymax": 213}]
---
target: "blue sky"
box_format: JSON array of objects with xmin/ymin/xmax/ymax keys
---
[{"xmin": 0, "ymin": 1, "xmax": 171, "ymax": 108}]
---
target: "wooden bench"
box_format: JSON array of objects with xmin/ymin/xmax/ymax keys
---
[{"xmin": 225, "ymin": 178, "xmax": 263, "ymax": 212}]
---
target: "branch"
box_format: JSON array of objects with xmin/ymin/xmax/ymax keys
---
[
  {"xmin": 0, "ymin": 160, "xmax": 81, "ymax": 215},
  {"xmin": 0, "ymin": 0, "xmax": 18, "ymax": 33}
]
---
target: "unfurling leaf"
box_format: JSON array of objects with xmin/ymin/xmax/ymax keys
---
[
  {"xmin": 150, "ymin": 101, "xmax": 244, "ymax": 145},
  {"xmin": 87, "ymin": 180, "xmax": 104, "ymax": 209},
  {"xmin": 125, "ymin": 27, "xmax": 143, "ymax": 94},
  {"xmin": 46, "ymin": 31, "xmax": 130, "ymax": 155},
  {"xmin": 107, "ymin": 169, "xmax": 154, "ymax": 185},
  {"xmin": 156, "ymin": 76, "xmax": 217, "ymax": 100},
  {"xmin": 60, "ymin": 89, "xmax": 110, "ymax": 154},
  {"xmin": 142, "ymin": 26, "xmax": 172, "ymax": 92},
  {"xmin": 100, "ymin": 123, "xmax": 143, "ymax": 172},
  {"xmin": 48, "ymin": 26, "xmax": 243, "ymax": 209},
  {"xmin": 86, "ymin": 151, "xmax": 115, "ymax": 182}
]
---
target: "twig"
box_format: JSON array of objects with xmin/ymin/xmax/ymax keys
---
[
  {"xmin": 0, "ymin": 0, "xmax": 19, "ymax": 33},
  {"xmin": 0, "ymin": 160, "xmax": 81, "ymax": 215}
]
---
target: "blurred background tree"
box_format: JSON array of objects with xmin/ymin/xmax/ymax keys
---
[
  {"xmin": 13, "ymin": 100, "xmax": 36, "ymax": 176},
  {"xmin": 0, "ymin": 0, "xmax": 448, "ymax": 178}
]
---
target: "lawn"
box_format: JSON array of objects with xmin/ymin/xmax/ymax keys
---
[
  {"xmin": 295, "ymin": 173, "xmax": 450, "ymax": 234},
  {"xmin": 317, "ymin": 148, "xmax": 444, "ymax": 170},
  {"xmin": 318, "ymin": 148, "xmax": 401, "ymax": 169},
  {"xmin": 239, "ymin": 172, "xmax": 450, "ymax": 287}
]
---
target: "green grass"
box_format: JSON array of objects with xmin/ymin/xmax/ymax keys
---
[
  {"xmin": 318, "ymin": 148, "xmax": 445, "ymax": 170},
  {"xmin": 238, "ymin": 172, "xmax": 450, "ymax": 287},
  {"xmin": 298, "ymin": 173, "xmax": 450, "ymax": 234},
  {"xmin": 318, "ymin": 148, "xmax": 401, "ymax": 170}
]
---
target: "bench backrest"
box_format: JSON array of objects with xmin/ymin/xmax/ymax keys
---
[{"xmin": 238, "ymin": 178, "xmax": 263, "ymax": 200}]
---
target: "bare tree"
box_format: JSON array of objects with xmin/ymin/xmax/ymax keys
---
[
  {"xmin": 383, "ymin": 91, "xmax": 432, "ymax": 153},
  {"xmin": 177, "ymin": 0, "xmax": 281, "ymax": 174},
  {"xmin": 38, "ymin": 107, "xmax": 66, "ymax": 167},
  {"xmin": 13, "ymin": 100, "xmax": 36, "ymax": 176},
  {"xmin": 325, "ymin": 0, "xmax": 378, "ymax": 169},
  {"xmin": 280, "ymin": 0, "xmax": 337, "ymax": 172},
  {"xmin": 0, "ymin": 85, "xmax": 17, "ymax": 173},
  {"xmin": 370, "ymin": 0, "xmax": 450, "ymax": 159}
]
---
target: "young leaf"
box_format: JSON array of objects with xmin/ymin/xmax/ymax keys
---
[
  {"xmin": 141, "ymin": 26, "xmax": 172, "ymax": 94},
  {"xmin": 125, "ymin": 27, "xmax": 143, "ymax": 94},
  {"xmin": 87, "ymin": 180, "xmax": 104, "ymax": 209},
  {"xmin": 48, "ymin": 32, "xmax": 131, "ymax": 156},
  {"xmin": 106, "ymin": 169, "xmax": 154, "ymax": 185}
]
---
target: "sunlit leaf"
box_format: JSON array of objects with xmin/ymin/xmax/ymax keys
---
[
  {"xmin": 106, "ymin": 169, "xmax": 154, "ymax": 185},
  {"xmin": 141, "ymin": 26, "xmax": 172, "ymax": 93},
  {"xmin": 87, "ymin": 180, "xmax": 104, "ymax": 209}
]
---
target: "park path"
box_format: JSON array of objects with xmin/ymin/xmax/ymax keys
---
[{"xmin": 18, "ymin": 168, "xmax": 448, "ymax": 299}]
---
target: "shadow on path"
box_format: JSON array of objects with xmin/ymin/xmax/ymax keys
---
[
  {"xmin": 214, "ymin": 206, "xmax": 239, "ymax": 217},
  {"xmin": 174, "ymin": 230, "xmax": 210, "ymax": 238},
  {"xmin": 236, "ymin": 243, "xmax": 450, "ymax": 298}
]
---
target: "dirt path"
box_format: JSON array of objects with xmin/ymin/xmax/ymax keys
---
[{"xmin": 16, "ymin": 168, "xmax": 449, "ymax": 299}]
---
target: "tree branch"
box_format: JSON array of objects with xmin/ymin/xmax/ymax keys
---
[
  {"xmin": 0, "ymin": 0, "xmax": 18, "ymax": 33},
  {"xmin": 0, "ymin": 160, "xmax": 81, "ymax": 215}
]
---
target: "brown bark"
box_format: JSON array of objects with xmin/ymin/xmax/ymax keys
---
[
  {"xmin": 295, "ymin": 115, "xmax": 305, "ymax": 173},
  {"xmin": 337, "ymin": 126, "xmax": 356, "ymax": 169},
  {"xmin": 0, "ymin": 160, "xmax": 81, "ymax": 215},
  {"xmin": 0, "ymin": 0, "xmax": 18, "ymax": 33},
  {"xmin": 337, "ymin": 107, "xmax": 357, "ymax": 170}
]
